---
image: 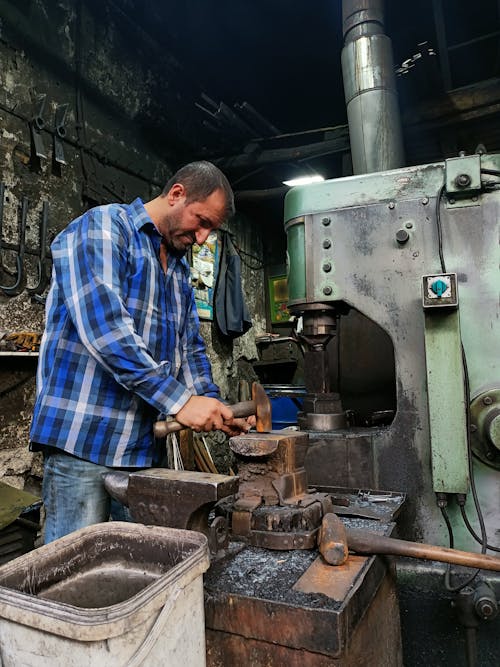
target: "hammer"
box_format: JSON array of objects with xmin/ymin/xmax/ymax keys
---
[
  {"xmin": 153, "ymin": 382, "xmax": 272, "ymax": 438},
  {"xmin": 318, "ymin": 513, "xmax": 500, "ymax": 571}
]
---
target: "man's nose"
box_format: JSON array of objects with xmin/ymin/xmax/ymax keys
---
[{"xmin": 195, "ymin": 228, "xmax": 211, "ymax": 245}]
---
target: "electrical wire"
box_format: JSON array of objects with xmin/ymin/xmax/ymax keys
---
[
  {"xmin": 460, "ymin": 345, "xmax": 489, "ymax": 557},
  {"xmin": 459, "ymin": 504, "xmax": 500, "ymax": 553},
  {"xmin": 440, "ymin": 505, "xmax": 480, "ymax": 592},
  {"xmin": 228, "ymin": 233, "xmax": 265, "ymax": 270},
  {"xmin": 480, "ymin": 168, "xmax": 500, "ymax": 177},
  {"xmin": 434, "ymin": 183, "xmax": 447, "ymax": 273},
  {"xmin": 434, "ymin": 182, "xmax": 491, "ymax": 590}
]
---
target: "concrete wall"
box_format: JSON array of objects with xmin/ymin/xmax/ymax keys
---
[{"xmin": 0, "ymin": 0, "xmax": 266, "ymax": 493}]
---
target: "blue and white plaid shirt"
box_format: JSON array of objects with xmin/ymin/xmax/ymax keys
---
[{"xmin": 30, "ymin": 198, "xmax": 219, "ymax": 467}]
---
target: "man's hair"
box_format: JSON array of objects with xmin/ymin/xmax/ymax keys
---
[{"xmin": 162, "ymin": 161, "xmax": 235, "ymax": 220}]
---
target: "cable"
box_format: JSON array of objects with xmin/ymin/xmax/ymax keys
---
[
  {"xmin": 440, "ymin": 505, "xmax": 480, "ymax": 592},
  {"xmin": 481, "ymin": 168, "xmax": 500, "ymax": 177},
  {"xmin": 434, "ymin": 183, "xmax": 447, "ymax": 272},
  {"xmin": 458, "ymin": 503, "xmax": 500, "ymax": 553},
  {"xmin": 460, "ymin": 348, "xmax": 489, "ymax": 557},
  {"xmin": 228, "ymin": 232, "xmax": 265, "ymax": 271}
]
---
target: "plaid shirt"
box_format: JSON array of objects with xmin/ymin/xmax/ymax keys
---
[{"xmin": 30, "ymin": 198, "xmax": 219, "ymax": 467}]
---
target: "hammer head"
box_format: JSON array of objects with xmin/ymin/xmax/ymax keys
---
[
  {"xmin": 252, "ymin": 382, "xmax": 272, "ymax": 433},
  {"xmin": 318, "ymin": 512, "xmax": 349, "ymax": 566}
]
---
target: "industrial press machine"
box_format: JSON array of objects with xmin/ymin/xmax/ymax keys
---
[{"xmin": 283, "ymin": 151, "xmax": 500, "ymax": 663}]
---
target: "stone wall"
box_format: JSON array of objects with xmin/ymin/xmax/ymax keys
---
[{"xmin": 0, "ymin": 0, "xmax": 266, "ymax": 494}]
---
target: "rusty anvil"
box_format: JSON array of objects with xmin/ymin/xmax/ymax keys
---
[
  {"xmin": 153, "ymin": 382, "xmax": 272, "ymax": 438},
  {"xmin": 103, "ymin": 468, "xmax": 238, "ymax": 555}
]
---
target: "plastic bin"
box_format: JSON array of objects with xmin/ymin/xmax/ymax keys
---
[
  {"xmin": 0, "ymin": 522, "xmax": 209, "ymax": 666},
  {"xmin": 263, "ymin": 384, "xmax": 306, "ymax": 429}
]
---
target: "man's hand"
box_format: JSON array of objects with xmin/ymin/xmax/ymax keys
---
[
  {"xmin": 174, "ymin": 396, "xmax": 257, "ymax": 435},
  {"xmin": 175, "ymin": 396, "xmax": 233, "ymax": 432},
  {"xmin": 221, "ymin": 415, "xmax": 255, "ymax": 436}
]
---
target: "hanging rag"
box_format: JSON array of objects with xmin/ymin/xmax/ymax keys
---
[{"xmin": 215, "ymin": 231, "xmax": 252, "ymax": 338}]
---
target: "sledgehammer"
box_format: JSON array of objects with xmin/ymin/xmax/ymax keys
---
[
  {"xmin": 153, "ymin": 382, "xmax": 272, "ymax": 438},
  {"xmin": 318, "ymin": 513, "xmax": 500, "ymax": 571}
]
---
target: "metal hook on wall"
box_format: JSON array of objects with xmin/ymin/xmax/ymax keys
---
[
  {"xmin": 27, "ymin": 200, "xmax": 50, "ymax": 295},
  {"xmin": 0, "ymin": 196, "xmax": 28, "ymax": 296}
]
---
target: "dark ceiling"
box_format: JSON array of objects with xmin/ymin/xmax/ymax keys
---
[{"xmin": 118, "ymin": 0, "xmax": 500, "ymax": 194}]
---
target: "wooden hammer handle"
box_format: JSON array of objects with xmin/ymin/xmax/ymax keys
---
[
  {"xmin": 346, "ymin": 528, "xmax": 500, "ymax": 572},
  {"xmin": 154, "ymin": 399, "xmax": 256, "ymax": 438}
]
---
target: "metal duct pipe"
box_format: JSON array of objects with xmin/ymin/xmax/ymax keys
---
[{"xmin": 341, "ymin": 0, "xmax": 405, "ymax": 174}]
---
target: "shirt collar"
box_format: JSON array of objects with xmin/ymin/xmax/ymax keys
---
[{"xmin": 128, "ymin": 197, "xmax": 191, "ymax": 275}]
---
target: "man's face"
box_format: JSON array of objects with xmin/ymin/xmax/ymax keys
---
[{"xmin": 162, "ymin": 187, "xmax": 227, "ymax": 255}]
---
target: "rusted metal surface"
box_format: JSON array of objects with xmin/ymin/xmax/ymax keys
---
[
  {"xmin": 272, "ymin": 469, "xmax": 308, "ymax": 502},
  {"xmin": 206, "ymin": 574, "xmax": 402, "ymax": 666},
  {"xmin": 205, "ymin": 533, "xmax": 402, "ymax": 665},
  {"xmin": 230, "ymin": 431, "xmax": 308, "ymax": 473},
  {"xmin": 294, "ymin": 554, "xmax": 367, "ymax": 600},
  {"xmin": 230, "ymin": 436, "xmax": 279, "ymax": 457},
  {"xmin": 231, "ymin": 432, "xmax": 309, "ymax": 507},
  {"xmin": 250, "ymin": 528, "xmax": 319, "ymax": 550},
  {"xmin": 229, "ymin": 431, "xmax": 335, "ymax": 549}
]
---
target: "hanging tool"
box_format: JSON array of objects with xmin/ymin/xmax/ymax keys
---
[
  {"xmin": 27, "ymin": 201, "xmax": 50, "ymax": 295},
  {"xmin": 30, "ymin": 94, "xmax": 47, "ymax": 160},
  {"xmin": 0, "ymin": 197, "xmax": 28, "ymax": 296},
  {"xmin": 153, "ymin": 382, "xmax": 272, "ymax": 437},
  {"xmin": 53, "ymin": 104, "xmax": 69, "ymax": 165},
  {"xmin": 318, "ymin": 513, "xmax": 500, "ymax": 571}
]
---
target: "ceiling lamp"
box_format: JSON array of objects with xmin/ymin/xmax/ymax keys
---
[{"xmin": 282, "ymin": 175, "xmax": 325, "ymax": 187}]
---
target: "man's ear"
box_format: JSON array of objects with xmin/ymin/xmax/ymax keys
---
[{"xmin": 166, "ymin": 183, "xmax": 186, "ymax": 205}]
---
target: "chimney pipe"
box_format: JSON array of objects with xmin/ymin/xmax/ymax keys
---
[{"xmin": 341, "ymin": 0, "xmax": 405, "ymax": 174}]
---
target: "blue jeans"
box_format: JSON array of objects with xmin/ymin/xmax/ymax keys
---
[{"xmin": 42, "ymin": 452, "xmax": 132, "ymax": 543}]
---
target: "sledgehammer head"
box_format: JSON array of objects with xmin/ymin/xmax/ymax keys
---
[
  {"xmin": 252, "ymin": 381, "xmax": 272, "ymax": 433},
  {"xmin": 318, "ymin": 512, "xmax": 349, "ymax": 565}
]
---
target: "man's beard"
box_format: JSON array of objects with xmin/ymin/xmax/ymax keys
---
[{"xmin": 163, "ymin": 210, "xmax": 195, "ymax": 257}]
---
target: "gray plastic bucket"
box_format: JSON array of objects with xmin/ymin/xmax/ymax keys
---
[{"xmin": 0, "ymin": 522, "xmax": 209, "ymax": 666}]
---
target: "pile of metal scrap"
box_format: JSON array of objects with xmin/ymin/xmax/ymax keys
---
[{"xmin": 0, "ymin": 331, "xmax": 42, "ymax": 353}]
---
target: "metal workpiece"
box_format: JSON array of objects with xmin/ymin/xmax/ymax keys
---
[{"xmin": 306, "ymin": 412, "xmax": 348, "ymax": 431}]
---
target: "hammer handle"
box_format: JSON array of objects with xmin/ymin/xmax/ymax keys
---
[
  {"xmin": 154, "ymin": 399, "xmax": 256, "ymax": 438},
  {"xmin": 347, "ymin": 528, "xmax": 500, "ymax": 572}
]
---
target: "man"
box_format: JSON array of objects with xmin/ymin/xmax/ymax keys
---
[{"xmin": 30, "ymin": 161, "xmax": 251, "ymax": 542}]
